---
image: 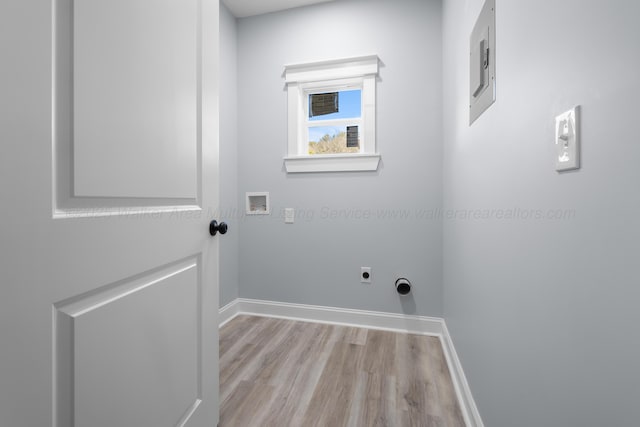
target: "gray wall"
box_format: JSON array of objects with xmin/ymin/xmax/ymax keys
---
[
  {"xmin": 219, "ymin": 2, "xmax": 239, "ymax": 308},
  {"xmin": 442, "ymin": 0, "xmax": 640, "ymax": 425},
  {"xmin": 236, "ymin": 0, "xmax": 444, "ymax": 316}
]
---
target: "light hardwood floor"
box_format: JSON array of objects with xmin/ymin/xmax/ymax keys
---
[{"xmin": 219, "ymin": 315, "xmax": 465, "ymax": 427}]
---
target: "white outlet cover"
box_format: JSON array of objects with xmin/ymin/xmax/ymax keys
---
[{"xmin": 555, "ymin": 107, "xmax": 580, "ymax": 172}]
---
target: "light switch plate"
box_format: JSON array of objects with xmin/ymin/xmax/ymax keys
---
[
  {"xmin": 555, "ymin": 107, "xmax": 580, "ymax": 172},
  {"xmin": 469, "ymin": 0, "xmax": 496, "ymax": 125},
  {"xmin": 284, "ymin": 208, "xmax": 295, "ymax": 224}
]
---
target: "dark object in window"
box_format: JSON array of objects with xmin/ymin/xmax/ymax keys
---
[
  {"xmin": 310, "ymin": 92, "xmax": 339, "ymax": 117},
  {"xmin": 347, "ymin": 126, "xmax": 359, "ymax": 148}
]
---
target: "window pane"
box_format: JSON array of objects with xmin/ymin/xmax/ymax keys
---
[
  {"xmin": 308, "ymin": 125, "xmax": 360, "ymax": 155},
  {"xmin": 309, "ymin": 89, "xmax": 361, "ymax": 121},
  {"xmin": 309, "ymin": 92, "xmax": 338, "ymax": 117}
]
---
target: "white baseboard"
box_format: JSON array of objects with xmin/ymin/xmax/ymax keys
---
[
  {"xmin": 218, "ymin": 298, "xmax": 483, "ymax": 427},
  {"xmin": 441, "ymin": 322, "xmax": 485, "ymax": 427},
  {"xmin": 230, "ymin": 298, "xmax": 445, "ymax": 335},
  {"xmin": 218, "ymin": 299, "xmax": 240, "ymax": 327}
]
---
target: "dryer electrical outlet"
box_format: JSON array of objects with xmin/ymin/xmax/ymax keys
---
[
  {"xmin": 361, "ymin": 267, "xmax": 372, "ymax": 284},
  {"xmin": 469, "ymin": 0, "xmax": 496, "ymax": 125}
]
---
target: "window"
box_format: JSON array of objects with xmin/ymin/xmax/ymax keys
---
[
  {"xmin": 284, "ymin": 56, "xmax": 380, "ymax": 173},
  {"xmin": 308, "ymin": 89, "xmax": 361, "ymax": 155}
]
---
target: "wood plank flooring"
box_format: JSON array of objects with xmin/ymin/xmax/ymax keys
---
[{"xmin": 220, "ymin": 315, "xmax": 465, "ymax": 427}]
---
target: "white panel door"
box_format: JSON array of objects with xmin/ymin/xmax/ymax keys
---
[{"xmin": 0, "ymin": 0, "xmax": 220, "ymax": 426}]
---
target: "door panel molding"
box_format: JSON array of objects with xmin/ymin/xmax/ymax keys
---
[
  {"xmin": 52, "ymin": 0, "xmax": 203, "ymax": 216},
  {"xmin": 53, "ymin": 255, "xmax": 204, "ymax": 427}
]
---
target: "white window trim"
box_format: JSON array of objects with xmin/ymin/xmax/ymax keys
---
[{"xmin": 284, "ymin": 55, "xmax": 380, "ymax": 173}]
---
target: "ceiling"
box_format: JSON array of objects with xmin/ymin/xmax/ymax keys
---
[{"xmin": 223, "ymin": 0, "xmax": 336, "ymax": 18}]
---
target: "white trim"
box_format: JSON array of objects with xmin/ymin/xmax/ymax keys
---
[
  {"xmin": 441, "ymin": 322, "xmax": 485, "ymax": 427},
  {"xmin": 218, "ymin": 299, "xmax": 240, "ymax": 327},
  {"xmin": 301, "ymin": 77, "xmax": 364, "ymax": 94},
  {"xmin": 231, "ymin": 298, "xmax": 444, "ymax": 335},
  {"xmin": 284, "ymin": 55, "xmax": 379, "ymax": 84},
  {"xmin": 53, "ymin": 205, "xmax": 201, "ymax": 219},
  {"xmin": 362, "ymin": 76, "xmax": 376, "ymax": 155},
  {"xmin": 284, "ymin": 153, "xmax": 380, "ymax": 173},
  {"xmin": 217, "ymin": 298, "xmax": 484, "ymax": 427}
]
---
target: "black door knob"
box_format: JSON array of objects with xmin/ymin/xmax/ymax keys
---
[{"xmin": 209, "ymin": 220, "xmax": 228, "ymax": 236}]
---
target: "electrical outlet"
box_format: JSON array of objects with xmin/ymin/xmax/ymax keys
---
[{"xmin": 361, "ymin": 267, "xmax": 371, "ymax": 284}]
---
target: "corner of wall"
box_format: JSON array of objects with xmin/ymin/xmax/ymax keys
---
[{"xmin": 219, "ymin": 1, "xmax": 240, "ymax": 308}]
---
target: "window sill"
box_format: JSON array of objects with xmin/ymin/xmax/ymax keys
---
[{"xmin": 284, "ymin": 154, "xmax": 381, "ymax": 173}]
